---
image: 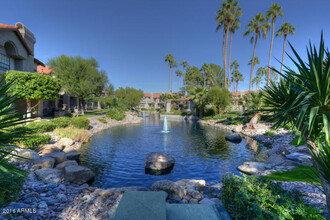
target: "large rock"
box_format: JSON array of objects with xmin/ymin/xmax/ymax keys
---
[
  {"xmin": 225, "ymin": 134, "xmax": 242, "ymax": 143},
  {"xmin": 175, "ymin": 179, "xmax": 206, "ymax": 187},
  {"xmin": 296, "ymin": 145, "xmax": 310, "ymax": 154},
  {"xmin": 34, "ymin": 168, "xmax": 63, "ymax": 184},
  {"xmin": 233, "ymin": 125, "xmax": 243, "ymax": 133},
  {"xmin": 37, "ymin": 144, "xmax": 60, "ymax": 155},
  {"xmin": 145, "ymin": 152, "xmax": 175, "ymax": 170},
  {"xmin": 56, "ymin": 160, "xmax": 78, "ymax": 170},
  {"xmin": 237, "ymin": 162, "xmax": 271, "ymax": 174},
  {"xmin": 150, "ymin": 180, "xmax": 186, "ymax": 199},
  {"xmin": 57, "ymin": 138, "xmax": 74, "ymax": 147},
  {"xmin": 265, "ymin": 154, "xmax": 286, "ymax": 167},
  {"xmin": 65, "ymin": 151, "xmax": 80, "ymax": 161},
  {"xmin": 32, "ymin": 157, "xmax": 55, "ymax": 169},
  {"xmin": 286, "ymin": 153, "xmax": 312, "ymax": 166},
  {"xmin": 12, "ymin": 148, "xmax": 40, "ymax": 161},
  {"xmin": 64, "ymin": 165, "xmax": 95, "ymax": 185},
  {"xmin": 43, "ymin": 152, "xmax": 66, "ymax": 164},
  {"xmin": 267, "ymin": 144, "xmax": 289, "ymax": 156}
]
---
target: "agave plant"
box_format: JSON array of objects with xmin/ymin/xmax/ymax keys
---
[
  {"xmin": 0, "ymin": 78, "xmax": 32, "ymax": 175},
  {"xmin": 263, "ymin": 34, "xmax": 330, "ymax": 211}
]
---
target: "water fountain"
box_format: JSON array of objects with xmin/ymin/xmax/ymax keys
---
[{"xmin": 161, "ymin": 115, "xmax": 170, "ymax": 133}]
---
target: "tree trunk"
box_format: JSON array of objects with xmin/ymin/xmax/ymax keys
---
[
  {"xmin": 225, "ymin": 26, "xmax": 230, "ymax": 88},
  {"xmin": 97, "ymin": 101, "xmax": 101, "ymax": 109},
  {"xmin": 26, "ymin": 99, "xmax": 32, "ymax": 118},
  {"xmin": 305, "ymin": 138, "xmax": 330, "ymax": 213},
  {"xmin": 249, "ymin": 36, "xmax": 258, "ymax": 91},
  {"xmin": 267, "ymin": 21, "xmax": 275, "ymax": 87},
  {"xmin": 171, "ymin": 66, "xmax": 174, "ymax": 93},
  {"xmin": 199, "ymin": 100, "xmax": 203, "ymax": 118},
  {"xmin": 79, "ymin": 98, "xmax": 85, "ymax": 115},
  {"xmin": 169, "ymin": 63, "xmax": 171, "ymax": 93},
  {"xmin": 280, "ymin": 35, "xmax": 287, "ymax": 81},
  {"xmin": 236, "ymin": 81, "xmax": 238, "ymax": 94},
  {"xmin": 228, "ymin": 30, "xmax": 233, "ymax": 89},
  {"xmin": 223, "ymin": 28, "xmax": 227, "ymax": 89}
]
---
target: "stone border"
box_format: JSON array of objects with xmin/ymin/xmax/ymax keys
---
[{"xmin": 160, "ymin": 114, "xmax": 199, "ymax": 121}]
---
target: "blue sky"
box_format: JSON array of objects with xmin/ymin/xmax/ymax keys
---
[{"xmin": 3, "ymin": 0, "xmax": 330, "ymax": 92}]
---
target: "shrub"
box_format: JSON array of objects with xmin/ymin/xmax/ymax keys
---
[
  {"xmin": 71, "ymin": 117, "xmax": 90, "ymax": 129},
  {"xmin": 97, "ymin": 117, "xmax": 107, "ymax": 124},
  {"xmin": 54, "ymin": 127, "xmax": 91, "ymax": 143},
  {"xmin": 106, "ymin": 109, "xmax": 125, "ymax": 121},
  {"xmin": 21, "ymin": 134, "xmax": 51, "ymax": 149},
  {"xmin": 221, "ymin": 175, "xmax": 324, "ymax": 220},
  {"xmin": 265, "ymin": 130, "xmax": 276, "ymax": 136},
  {"xmin": 204, "ymin": 106, "xmax": 217, "ymax": 117},
  {"xmin": 26, "ymin": 120, "xmax": 56, "ymax": 133},
  {"xmin": 50, "ymin": 117, "xmax": 72, "ymax": 128},
  {"xmin": 0, "ymin": 172, "xmax": 26, "ymax": 206}
]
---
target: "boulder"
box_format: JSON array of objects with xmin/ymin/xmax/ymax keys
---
[
  {"xmin": 43, "ymin": 152, "xmax": 66, "ymax": 164},
  {"xmin": 37, "ymin": 144, "xmax": 60, "ymax": 155},
  {"xmin": 64, "ymin": 165, "xmax": 95, "ymax": 185},
  {"xmin": 199, "ymin": 198, "xmax": 216, "ymax": 205},
  {"xmin": 286, "ymin": 153, "xmax": 312, "ymax": 166},
  {"xmin": 237, "ymin": 162, "xmax": 271, "ymax": 175},
  {"xmin": 145, "ymin": 152, "xmax": 175, "ymax": 170},
  {"xmin": 65, "ymin": 151, "xmax": 80, "ymax": 161},
  {"xmin": 56, "ymin": 160, "xmax": 78, "ymax": 170},
  {"xmin": 57, "ymin": 138, "xmax": 74, "ymax": 147},
  {"xmin": 150, "ymin": 180, "xmax": 187, "ymax": 199},
  {"xmin": 32, "ymin": 157, "xmax": 55, "ymax": 169},
  {"xmin": 265, "ymin": 154, "xmax": 286, "ymax": 167},
  {"xmin": 225, "ymin": 133, "xmax": 242, "ymax": 143},
  {"xmin": 233, "ymin": 125, "xmax": 243, "ymax": 133},
  {"xmin": 175, "ymin": 179, "xmax": 206, "ymax": 187},
  {"xmin": 267, "ymin": 144, "xmax": 289, "ymax": 156},
  {"xmin": 34, "ymin": 168, "xmax": 63, "ymax": 184},
  {"xmin": 296, "ymin": 145, "xmax": 310, "ymax": 154},
  {"xmin": 12, "ymin": 148, "xmax": 40, "ymax": 162}
]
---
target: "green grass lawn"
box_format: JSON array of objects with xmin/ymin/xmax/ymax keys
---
[{"xmin": 265, "ymin": 166, "xmax": 321, "ymax": 185}]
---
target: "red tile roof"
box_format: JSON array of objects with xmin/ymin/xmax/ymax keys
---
[
  {"xmin": 0, "ymin": 23, "xmax": 33, "ymax": 56},
  {"xmin": 231, "ymin": 91, "xmax": 250, "ymax": 97},
  {"xmin": 37, "ymin": 65, "xmax": 53, "ymax": 75}
]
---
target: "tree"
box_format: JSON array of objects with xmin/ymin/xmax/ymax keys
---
[
  {"xmin": 263, "ymin": 35, "xmax": 330, "ymax": 211},
  {"xmin": 48, "ymin": 55, "xmax": 108, "ymax": 115},
  {"xmin": 175, "ymin": 69, "xmax": 183, "ymax": 92},
  {"xmin": 5, "ymin": 71, "xmax": 61, "ymax": 117},
  {"xmin": 171, "ymin": 59, "xmax": 178, "ymax": 93},
  {"xmin": 266, "ymin": 3, "xmax": 283, "ymax": 87},
  {"xmin": 165, "ymin": 54, "xmax": 174, "ymax": 92},
  {"xmin": 276, "ymin": 22, "xmax": 295, "ymax": 78},
  {"xmin": 207, "ymin": 87, "xmax": 232, "ymax": 114},
  {"xmin": 210, "ymin": 63, "xmax": 225, "ymax": 88},
  {"xmin": 232, "ymin": 69, "xmax": 243, "ymax": 94},
  {"xmin": 114, "ymin": 87, "xmax": 144, "ymax": 109},
  {"xmin": 256, "ymin": 66, "xmax": 267, "ymax": 89},
  {"xmin": 216, "ymin": 0, "xmax": 241, "ymax": 89},
  {"xmin": 180, "ymin": 61, "xmax": 189, "ymax": 96},
  {"xmin": 244, "ymin": 13, "xmax": 270, "ymax": 91},
  {"xmin": 185, "ymin": 66, "xmax": 203, "ymax": 89},
  {"xmin": 188, "ymin": 86, "xmax": 208, "ymax": 118}
]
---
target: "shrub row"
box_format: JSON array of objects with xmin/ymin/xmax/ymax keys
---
[
  {"xmin": 106, "ymin": 109, "xmax": 125, "ymax": 121},
  {"xmin": 20, "ymin": 134, "xmax": 51, "ymax": 150},
  {"xmin": 221, "ymin": 175, "xmax": 324, "ymax": 219},
  {"xmin": 97, "ymin": 117, "xmax": 107, "ymax": 124}
]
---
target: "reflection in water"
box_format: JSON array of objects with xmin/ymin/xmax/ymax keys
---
[{"xmin": 79, "ymin": 115, "xmax": 265, "ymax": 188}]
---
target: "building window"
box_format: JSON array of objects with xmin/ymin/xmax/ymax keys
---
[{"xmin": 0, "ymin": 54, "xmax": 10, "ymax": 73}]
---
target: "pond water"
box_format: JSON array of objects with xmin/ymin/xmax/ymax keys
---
[{"xmin": 79, "ymin": 114, "xmax": 266, "ymax": 189}]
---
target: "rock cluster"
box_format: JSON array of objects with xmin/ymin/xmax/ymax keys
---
[{"xmin": 145, "ymin": 152, "xmax": 175, "ymax": 170}]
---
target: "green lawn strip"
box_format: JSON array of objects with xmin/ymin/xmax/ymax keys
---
[{"xmin": 265, "ymin": 166, "xmax": 321, "ymax": 185}]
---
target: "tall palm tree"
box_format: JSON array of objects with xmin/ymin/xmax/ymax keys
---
[
  {"xmin": 165, "ymin": 54, "xmax": 174, "ymax": 92},
  {"xmin": 171, "ymin": 59, "xmax": 178, "ymax": 93},
  {"xmin": 201, "ymin": 63, "xmax": 210, "ymax": 87},
  {"xmin": 253, "ymin": 71, "xmax": 263, "ymax": 90},
  {"xmin": 232, "ymin": 69, "xmax": 243, "ymax": 94},
  {"xmin": 266, "ymin": 3, "xmax": 283, "ymax": 87},
  {"xmin": 244, "ymin": 13, "xmax": 270, "ymax": 91},
  {"xmin": 176, "ymin": 69, "xmax": 183, "ymax": 92},
  {"xmin": 276, "ymin": 22, "xmax": 295, "ymax": 78},
  {"xmin": 216, "ymin": 0, "xmax": 241, "ymax": 89},
  {"xmin": 227, "ymin": 9, "xmax": 242, "ymax": 87},
  {"xmin": 180, "ymin": 61, "xmax": 189, "ymax": 97},
  {"xmin": 256, "ymin": 66, "xmax": 268, "ymax": 88}
]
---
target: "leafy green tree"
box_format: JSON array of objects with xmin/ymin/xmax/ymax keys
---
[
  {"xmin": 48, "ymin": 55, "xmax": 108, "ymax": 115},
  {"xmin": 207, "ymin": 87, "xmax": 232, "ymax": 114},
  {"xmin": 185, "ymin": 66, "xmax": 203, "ymax": 89},
  {"xmin": 165, "ymin": 54, "xmax": 174, "ymax": 92},
  {"xmin": 244, "ymin": 13, "xmax": 270, "ymax": 91},
  {"xmin": 6, "ymin": 71, "xmax": 61, "ymax": 117},
  {"xmin": 188, "ymin": 86, "xmax": 208, "ymax": 118},
  {"xmin": 263, "ymin": 35, "xmax": 330, "ymax": 211},
  {"xmin": 266, "ymin": 3, "xmax": 283, "ymax": 87},
  {"xmin": 276, "ymin": 22, "xmax": 295, "ymax": 77},
  {"xmin": 210, "ymin": 63, "xmax": 225, "ymax": 88},
  {"xmin": 115, "ymin": 87, "xmax": 144, "ymax": 109}
]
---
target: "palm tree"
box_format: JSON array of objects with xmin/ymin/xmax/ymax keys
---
[
  {"xmin": 266, "ymin": 3, "xmax": 283, "ymax": 87},
  {"xmin": 232, "ymin": 69, "xmax": 243, "ymax": 94},
  {"xmin": 216, "ymin": 0, "xmax": 241, "ymax": 89},
  {"xmin": 171, "ymin": 59, "xmax": 178, "ymax": 93},
  {"xmin": 165, "ymin": 54, "xmax": 174, "ymax": 92},
  {"xmin": 256, "ymin": 66, "xmax": 267, "ymax": 88},
  {"xmin": 276, "ymin": 22, "xmax": 295, "ymax": 78},
  {"xmin": 176, "ymin": 69, "xmax": 183, "ymax": 92},
  {"xmin": 253, "ymin": 73, "xmax": 262, "ymax": 90},
  {"xmin": 188, "ymin": 86, "xmax": 208, "ymax": 118},
  {"xmin": 244, "ymin": 13, "xmax": 270, "ymax": 91},
  {"xmin": 180, "ymin": 61, "xmax": 189, "ymax": 96},
  {"xmin": 230, "ymin": 60, "xmax": 239, "ymax": 91}
]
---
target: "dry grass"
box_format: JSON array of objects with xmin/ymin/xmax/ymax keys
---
[{"xmin": 54, "ymin": 126, "xmax": 91, "ymax": 143}]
